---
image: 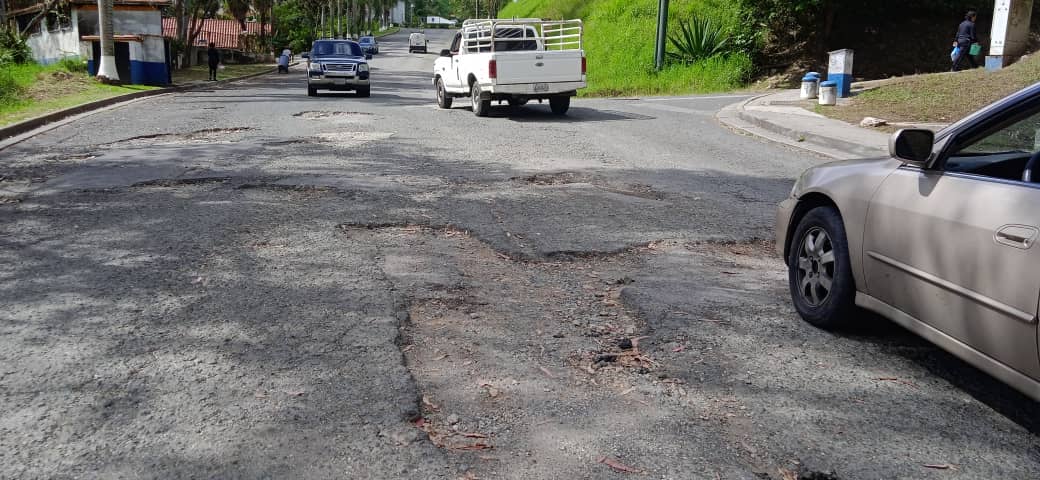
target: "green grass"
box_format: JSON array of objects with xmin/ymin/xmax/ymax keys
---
[
  {"xmin": 499, "ymin": 0, "xmax": 750, "ymax": 97},
  {"xmin": 820, "ymin": 54, "xmax": 1040, "ymax": 126},
  {"xmin": 376, "ymin": 26, "xmax": 401, "ymax": 38},
  {"xmin": 0, "ymin": 60, "xmax": 278, "ymax": 128},
  {"xmin": 171, "ymin": 63, "xmax": 275, "ymax": 84},
  {"xmin": 0, "ymin": 62, "xmax": 158, "ymax": 127}
]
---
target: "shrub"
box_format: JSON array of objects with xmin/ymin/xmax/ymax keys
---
[
  {"xmin": 57, "ymin": 56, "xmax": 88, "ymax": 73},
  {"xmin": 667, "ymin": 16, "xmax": 730, "ymax": 64},
  {"xmin": 0, "ymin": 27, "xmax": 33, "ymax": 65},
  {"xmin": 0, "ymin": 69, "xmax": 25, "ymax": 107}
]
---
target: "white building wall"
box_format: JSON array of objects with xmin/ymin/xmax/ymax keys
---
[
  {"xmin": 140, "ymin": 36, "xmax": 165, "ymax": 63},
  {"xmin": 113, "ymin": 10, "xmax": 162, "ymax": 36},
  {"xmin": 26, "ymin": 11, "xmax": 82, "ymax": 64},
  {"xmin": 390, "ymin": 1, "xmax": 405, "ymax": 24},
  {"xmin": 426, "ymin": 16, "xmax": 457, "ymax": 26}
]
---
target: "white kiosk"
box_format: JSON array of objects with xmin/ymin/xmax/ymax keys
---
[{"xmin": 987, "ymin": 0, "xmax": 1035, "ymax": 70}]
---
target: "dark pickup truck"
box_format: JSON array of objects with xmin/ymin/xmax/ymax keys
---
[{"xmin": 303, "ymin": 40, "xmax": 372, "ymax": 97}]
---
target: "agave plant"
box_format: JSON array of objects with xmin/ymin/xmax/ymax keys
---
[{"xmin": 667, "ymin": 16, "xmax": 731, "ymax": 64}]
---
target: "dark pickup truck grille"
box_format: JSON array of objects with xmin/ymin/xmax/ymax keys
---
[{"xmin": 324, "ymin": 64, "xmax": 357, "ymax": 72}]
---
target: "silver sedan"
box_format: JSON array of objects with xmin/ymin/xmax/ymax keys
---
[{"xmin": 777, "ymin": 82, "xmax": 1040, "ymax": 402}]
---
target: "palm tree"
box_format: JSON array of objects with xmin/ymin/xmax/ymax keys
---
[
  {"xmin": 96, "ymin": 0, "xmax": 119, "ymax": 82},
  {"xmin": 226, "ymin": 0, "xmax": 250, "ymax": 31}
]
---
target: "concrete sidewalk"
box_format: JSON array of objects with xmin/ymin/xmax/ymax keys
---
[{"xmin": 718, "ymin": 89, "xmax": 890, "ymax": 160}]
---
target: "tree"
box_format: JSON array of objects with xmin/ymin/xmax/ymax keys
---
[
  {"xmin": 225, "ymin": 0, "xmax": 250, "ymax": 31},
  {"xmin": 170, "ymin": 0, "xmax": 220, "ymax": 67},
  {"xmin": 96, "ymin": 0, "xmax": 118, "ymax": 81}
]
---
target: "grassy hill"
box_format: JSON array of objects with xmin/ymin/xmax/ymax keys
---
[
  {"xmin": 820, "ymin": 54, "xmax": 1040, "ymax": 126},
  {"xmin": 499, "ymin": 0, "xmax": 751, "ymax": 97}
]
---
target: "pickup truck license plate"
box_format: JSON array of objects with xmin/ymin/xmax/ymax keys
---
[
  {"xmin": 334, "ymin": 78, "xmax": 347, "ymax": 85},
  {"xmin": 533, "ymin": 83, "xmax": 550, "ymax": 93}
]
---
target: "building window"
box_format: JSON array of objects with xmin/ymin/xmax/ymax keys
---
[
  {"xmin": 45, "ymin": 4, "xmax": 72, "ymax": 32},
  {"xmin": 77, "ymin": 9, "xmax": 98, "ymax": 36},
  {"xmin": 16, "ymin": 13, "xmax": 42, "ymax": 35}
]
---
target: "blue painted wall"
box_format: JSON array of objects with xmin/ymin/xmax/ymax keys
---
[
  {"xmin": 89, "ymin": 60, "xmax": 167, "ymax": 85},
  {"xmin": 130, "ymin": 61, "xmax": 169, "ymax": 86}
]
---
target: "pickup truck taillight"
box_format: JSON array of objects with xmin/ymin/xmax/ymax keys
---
[
  {"xmin": 581, "ymin": 57, "xmax": 587, "ymax": 75},
  {"xmin": 488, "ymin": 59, "xmax": 497, "ymax": 79}
]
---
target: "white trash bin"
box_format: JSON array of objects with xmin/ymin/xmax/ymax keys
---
[
  {"xmin": 800, "ymin": 75, "xmax": 819, "ymax": 100},
  {"xmin": 818, "ymin": 81, "xmax": 837, "ymax": 106}
]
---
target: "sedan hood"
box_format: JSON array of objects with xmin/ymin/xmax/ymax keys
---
[{"xmin": 795, "ymin": 156, "xmax": 899, "ymax": 193}]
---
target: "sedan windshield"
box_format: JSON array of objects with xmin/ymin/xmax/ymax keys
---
[
  {"xmin": 359, "ymin": 37, "xmax": 374, "ymax": 44},
  {"xmin": 312, "ymin": 41, "xmax": 363, "ymax": 57}
]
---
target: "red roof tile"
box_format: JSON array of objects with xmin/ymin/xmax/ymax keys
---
[{"xmin": 162, "ymin": 18, "xmax": 271, "ymax": 50}]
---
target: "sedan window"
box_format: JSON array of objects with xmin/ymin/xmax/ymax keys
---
[{"xmin": 945, "ymin": 110, "xmax": 1040, "ymax": 181}]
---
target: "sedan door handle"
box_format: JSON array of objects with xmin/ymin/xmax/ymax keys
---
[{"xmin": 995, "ymin": 225, "xmax": 1039, "ymax": 249}]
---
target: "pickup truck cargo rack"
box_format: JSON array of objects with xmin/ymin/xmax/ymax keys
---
[{"xmin": 460, "ymin": 18, "xmax": 583, "ymax": 52}]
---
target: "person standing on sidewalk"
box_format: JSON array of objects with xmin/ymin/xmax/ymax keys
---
[
  {"xmin": 951, "ymin": 10, "xmax": 979, "ymax": 71},
  {"xmin": 207, "ymin": 43, "xmax": 220, "ymax": 81}
]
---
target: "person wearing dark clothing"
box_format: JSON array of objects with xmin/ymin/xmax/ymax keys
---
[
  {"xmin": 207, "ymin": 43, "xmax": 220, "ymax": 81},
  {"xmin": 951, "ymin": 10, "xmax": 979, "ymax": 71}
]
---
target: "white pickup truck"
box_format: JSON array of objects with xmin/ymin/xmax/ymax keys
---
[{"xmin": 433, "ymin": 19, "xmax": 586, "ymax": 116}]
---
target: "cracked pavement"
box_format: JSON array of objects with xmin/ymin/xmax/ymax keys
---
[{"xmin": 1, "ymin": 30, "xmax": 1038, "ymax": 479}]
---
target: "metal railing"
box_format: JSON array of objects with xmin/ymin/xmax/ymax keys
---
[{"xmin": 459, "ymin": 18, "xmax": 583, "ymax": 53}]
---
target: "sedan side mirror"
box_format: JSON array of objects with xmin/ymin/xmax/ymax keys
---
[
  {"xmin": 890, "ymin": 129, "xmax": 935, "ymax": 165},
  {"xmin": 440, "ymin": 49, "xmax": 452, "ymax": 57},
  {"xmin": 301, "ymin": 52, "xmax": 310, "ymax": 59}
]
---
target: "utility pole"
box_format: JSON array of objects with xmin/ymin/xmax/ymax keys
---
[{"xmin": 654, "ymin": 0, "xmax": 669, "ymax": 71}]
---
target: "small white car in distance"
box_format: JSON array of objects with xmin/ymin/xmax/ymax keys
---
[
  {"xmin": 409, "ymin": 32, "xmax": 428, "ymax": 53},
  {"xmin": 432, "ymin": 19, "xmax": 587, "ymax": 116}
]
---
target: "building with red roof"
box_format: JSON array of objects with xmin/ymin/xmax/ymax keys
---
[{"xmin": 162, "ymin": 18, "xmax": 270, "ymax": 51}]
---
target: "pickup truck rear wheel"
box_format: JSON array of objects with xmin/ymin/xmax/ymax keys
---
[
  {"xmin": 549, "ymin": 96, "xmax": 570, "ymax": 115},
  {"xmin": 436, "ymin": 78, "xmax": 453, "ymax": 109},
  {"xmin": 471, "ymin": 83, "xmax": 490, "ymax": 117}
]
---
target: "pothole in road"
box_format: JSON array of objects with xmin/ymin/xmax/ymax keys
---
[
  {"xmin": 99, "ymin": 128, "xmax": 253, "ymax": 147},
  {"xmin": 339, "ymin": 224, "xmax": 797, "ymax": 478},
  {"xmin": 514, "ymin": 172, "xmax": 666, "ymax": 201},
  {"xmin": 132, "ymin": 177, "xmax": 232, "ymax": 188},
  {"xmin": 314, "ymin": 131, "xmax": 394, "ymax": 149},
  {"xmin": 293, "ymin": 110, "xmax": 373, "ymax": 120},
  {"xmin": 515, "ymin": 172, "xmax": 592, "ymax": 185}
]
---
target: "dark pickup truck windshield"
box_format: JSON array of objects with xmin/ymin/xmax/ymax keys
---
[{"xmin": 312, "ymin": 41, "xmax": 363, "ymax": 57}]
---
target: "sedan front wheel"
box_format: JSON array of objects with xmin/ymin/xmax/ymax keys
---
[{"xmin": 787, "ymin": 206, "xmax": 857, "ymax": 329}]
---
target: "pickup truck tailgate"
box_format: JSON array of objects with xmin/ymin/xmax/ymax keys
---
[{"xmin": 494, "ymin": 50, "xmax": 584, "ymax": 85}]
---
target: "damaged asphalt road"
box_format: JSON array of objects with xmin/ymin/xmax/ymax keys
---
[{"xmin": 1, "ymin": 31, "xmax": 1038, "ymax": 479}]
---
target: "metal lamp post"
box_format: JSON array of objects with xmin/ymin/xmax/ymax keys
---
[{"xmin": 654, "ymin": 0, "xmax": 669, "ymax": 71}]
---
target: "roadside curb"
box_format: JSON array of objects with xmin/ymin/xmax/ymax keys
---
[
  {"xmin": 0, "ymin": 65, "xmax": 284, "ymax": 144},
  {"xmin": 716, "ymin": 94, "xmax": 888, "ymax": 160}
]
